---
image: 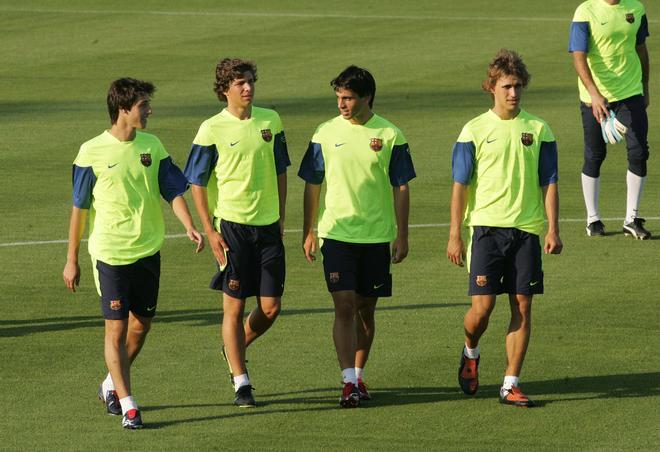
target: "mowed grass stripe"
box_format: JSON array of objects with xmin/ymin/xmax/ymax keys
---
[{"xmin": 2, "ymin": 217, "xmax": 659, "ymax": 247}]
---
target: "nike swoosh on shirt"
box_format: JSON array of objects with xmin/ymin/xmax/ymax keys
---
[
  {"xmin": 600, "ymin": 22, "xmax": 608, "ymax": 25},
  {"xmin": 335, "ymin": 143, "xmax": 346, "ymax": 147},
  {"xmin": 486, "ymin": 138, "xmax": 497, "ymax": 144},
  {"xmin": 108, "ymin": 163, "xmax": 118, "ymax": 168},
  {"xmin": 230, "ymin": 141, "xmax": 240, "ymax": 147}
]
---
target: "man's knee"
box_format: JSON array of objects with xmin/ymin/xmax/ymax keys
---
[
  {"xmin": 628, "ymin": 155, "xmax": 648, "ymax": 177},
  {"xmin": 582, "ymin": 157, "xmax": 604, "ymax": 178},
  {"xmin": 261, "ymin": 299, "xmax": 281, "ymax": 320}
]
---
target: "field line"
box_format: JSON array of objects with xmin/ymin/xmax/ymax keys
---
[
  {"xmin": 0, "ymin": 8, "xmax": 635, "ymax": 23},
  {"xmin": 2, "ymin": 217, "xmax": 659, "ymax": 248}
]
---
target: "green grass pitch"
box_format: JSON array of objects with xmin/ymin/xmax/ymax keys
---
[{"xmin": 1, "ymin": 1, "xmax": 659, "ymax": 449}]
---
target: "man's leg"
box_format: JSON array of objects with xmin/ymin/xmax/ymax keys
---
[
  {"xmin": 355, "ymin": 295, "xmax": 377, "ymax": 400},
  {"xmin": 459, "ymin": 294, "xmax": 496, "ymax": 395},
  {"xmin": 464, "ymin": 294, "xmax": 496, "ymax": 348},
  {"xmin": 504, "ymin": 294, "xmax": 532, "ymax": 377},
  {"xmin": 104, "ymin": 319, "xmax": 130, "ymax": 399},
  {"xmin": 499, "ymin": 293, "xmax": 535, "ymax": 407},
  {"xmin": 222, "ymin": 293, "xmax": 248, "ymax": 378},
  {"xmin": 104, "ymin": 316, "xmax": 144, "ymax": 423},
  {"xmin": 580, "ymin": 102, "xmax": 607, "ymax": 234},
  {"xmin": 245, "ymin": 296, "xmax": 281, "ymax": 347},
  {"xmin": 354, "ymin": 295, "xmax": 377, "ymax": 370},
  {"xmin": 126, "ymin": 312, "xmax": 152, "ymax": 363},
  {"xmin": 332, "ymin": 290, "xmax": 360, "ymax": 407}
]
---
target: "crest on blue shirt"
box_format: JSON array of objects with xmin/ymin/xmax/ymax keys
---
[
  {"xmin": 370, "ymin": 138, "xmax": 383, "ymax": 152},
  {"xmin": 261, "ymin": 129, "xmax": 273, "ymax": 142},
  {"xmin": 521, "ymin": 133, "xmax": 534, "ymax": 146},
  {"xmin": 140, "ymin": 153, "xmax": 152, "ymax": 167},
  {"xmin": 625, "ymin": 13, "xmax": 634, "ymax": 24}
]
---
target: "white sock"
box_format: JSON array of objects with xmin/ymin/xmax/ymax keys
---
[
  {"xmin": 234, "ymin": 373, "xmax": 250, "ymax": 391},
  {"xmin": 102, "ymin": 373, "xmax": 115, "ymax": 394},
  {"xmin": 625, "ymin": 170, "xmax": 646, "ymax": 224},
  {"xmin": 119, "ymin": 395, "xmax": 138, "ymax": 415},
  {"xmin": 502, "ymin": 375, "xmax": 519, "ymax": 390},
  {"xmin": 342, "ymin": 368, "xmax": 358, "ymax": 385},
  {"xmin": 355, "ymin": 367, "xmax": 364, "ymax": 381},
  {"xmin": 581, "ymin": 173, "xmax": 601, "ymax": 224},
  {"xmin": 464, "ymin": 344, "xmax": 480, "ymax": 359}
]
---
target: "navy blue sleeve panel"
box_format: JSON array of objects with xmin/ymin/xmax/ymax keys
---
[
  {"xmin": 637, "ymin": 15, "xmax": 649, "ymax": 45},
  {"xmin": 297, "ymin": 142, "xmax": 325, "ymax": 184},
  {"xmin": 388, "ymin": 143, "xmax": 416, "ymax": 186},
  {"xmin": 274, "ymin": 131, "xmax": 291, "ymax": 175},
  {"xmin": 451, "ymin": 142, "xmax": 475, "ymax": 185},
  {"xmin": 183, "ymin": 144, "xmax": 218, "ymax": 186},
  {"xmin": 569, "ymin": 22, "xmax": 589, "ymax": 52},
  {"xmin": 72, "ymin": 165, "xmax": 96, "ymax": 209},
  {"xmin": 539, "ymin": 141, "xmax": 559, "ymax": 186},
  {"xmin": 159, "ymin": 156, "xmax": 189, "ymax": 202}
]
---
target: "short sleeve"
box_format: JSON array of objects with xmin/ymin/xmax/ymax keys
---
[
  {"xmin": 451, "ymin": 142, "xmax": 475, "ymax": 185},
  {"xmin": 539, "ymin": 141, "xmax": 558, "ymax": 186},
  {"xmin": 637, "ymin": 14, "xmax": 649, "ymax": 45},
  {"xmin": 72, "ymin": 164, "xmax": 96, "ymax": 209},
  {"xmin": 298, "ymin": 142, "xmax": 325, "ymax": 184},
  {"xmin": 159, "ymin": 156, "xmax": 189, "ymax": 202}
]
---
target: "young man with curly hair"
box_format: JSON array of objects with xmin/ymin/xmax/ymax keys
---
[
  {"xmin": 446, "ymin": 50, "xmax": 562, "ymax": 407},
  {"xmin": 184, "ymin": 58, "xmax": 290, "ymax": 408}
]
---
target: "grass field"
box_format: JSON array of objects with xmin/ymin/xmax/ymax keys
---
[{"xmin": 1, "ymin": 0, "xmax": 659, "ymax": 450}]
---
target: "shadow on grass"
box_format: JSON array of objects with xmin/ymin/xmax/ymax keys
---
[
  {"xmin": 140, "ymin": 371, "xmax": 659, "ymax": 427},
  {"xmin": 0, "ymin": 303, "xmax": 466, "ymax": 337}
]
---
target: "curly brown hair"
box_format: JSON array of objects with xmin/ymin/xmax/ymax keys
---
[
  {"xmin": 214, "ymin": 58, "xmax": 257, "ymax": 102},
  {"xmin": 482, "ymin": 49, "xmax": 530, "ymax": 92}
]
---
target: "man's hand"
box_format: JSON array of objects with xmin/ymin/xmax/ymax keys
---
[
  {"xmin": 589, "ymin": 92, "xmax": 609, "ymax": 123},
  {"xmin": 187, "ymin": 228, "xmax": 205, "ymax": 253},
  {"xmin": 391, "ymin": 235, "xmax": 408, "ymax": 264},
  {"xmin": 446, "ymin": 236, "xmax": 465, "ymax": 267},
  {"xmin": 302, "ymin": 232, "xmax": 318, "ymax": 263},
  {"xmin": 208, "ymin": 229, "xmax": 229, "ymax": 266},
  {"xmin": 63, "ymin": 260, "xmax": 81, "ymax": 292},
  {"xmin": 544, "ymin": 231, "xmax": 563, "ymax": 255}
]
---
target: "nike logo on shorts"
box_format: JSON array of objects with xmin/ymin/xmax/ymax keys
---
[
  {"xmin": 373, "ymin": 283, "xmax": 384, "ymax": 289},
  {"xmin": 529, "ymin": 281, "xmax": 540, "ymax": 287},
  {"xmin": 146, "ymin": 306, "xmax": 156, "ymax": 311}
]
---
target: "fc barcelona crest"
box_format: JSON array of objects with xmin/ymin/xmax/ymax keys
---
[
  {"xmin": 329, "ymin": 272, "xmax": 340, "ymax": 284},
  {"xmin": 228, "ymin": 279, "xmax": 240, "ymax": 291},
  {"xmin": 110, "ymin": 300, "xmax": 122, "ymax": 311},
  {"xmin": 370, "ymin": 138, "xmax": 383, "ymax": 152},
  {"xmin": 625, "ymin": 13, "xmax": 635, "ymax": 24},
  {"xmin": 140, "ymin": 153, "xmax": 152, "ymax": 167},
  {"xmin": 521, "ymin": 133, "xmax": 534, "ymax": 146},
  {"xmin": 261, "ymin": 129, "xmax": 273, "ymax": 142},
  {"xmin": 476, "ymin": 276, "xmax": 488, "ymax": 287}
]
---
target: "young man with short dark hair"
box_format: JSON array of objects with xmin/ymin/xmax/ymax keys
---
[
  {"xmin": 300, "ymin": 65, "xmax": 415, "ymax": 408},
  {"xmin": 63, "ymin": 77, "xmax": 204, "ymax": 429},
  {"xmin": 447, "ymin": 50, "xmax": 562, "ymax": 407},
  {"xmin": 184, "ymin": 58, "xmax": 290, "ymax": 408}
]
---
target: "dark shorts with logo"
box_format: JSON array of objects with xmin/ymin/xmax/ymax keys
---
[
  {"xmin": 468, "ymin": 227, "xmax": 543, "ymax": 296},
  {"xmin": 209, "ymin": 219, "xmax": 285, "ymax": 299},
  {"xmin": 320, "ymin": 238, "xmax": 392, "ymax": 297},
  {"xmin": 97, "ymin": 252, "xmax": 160, "ymax": 320}
]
